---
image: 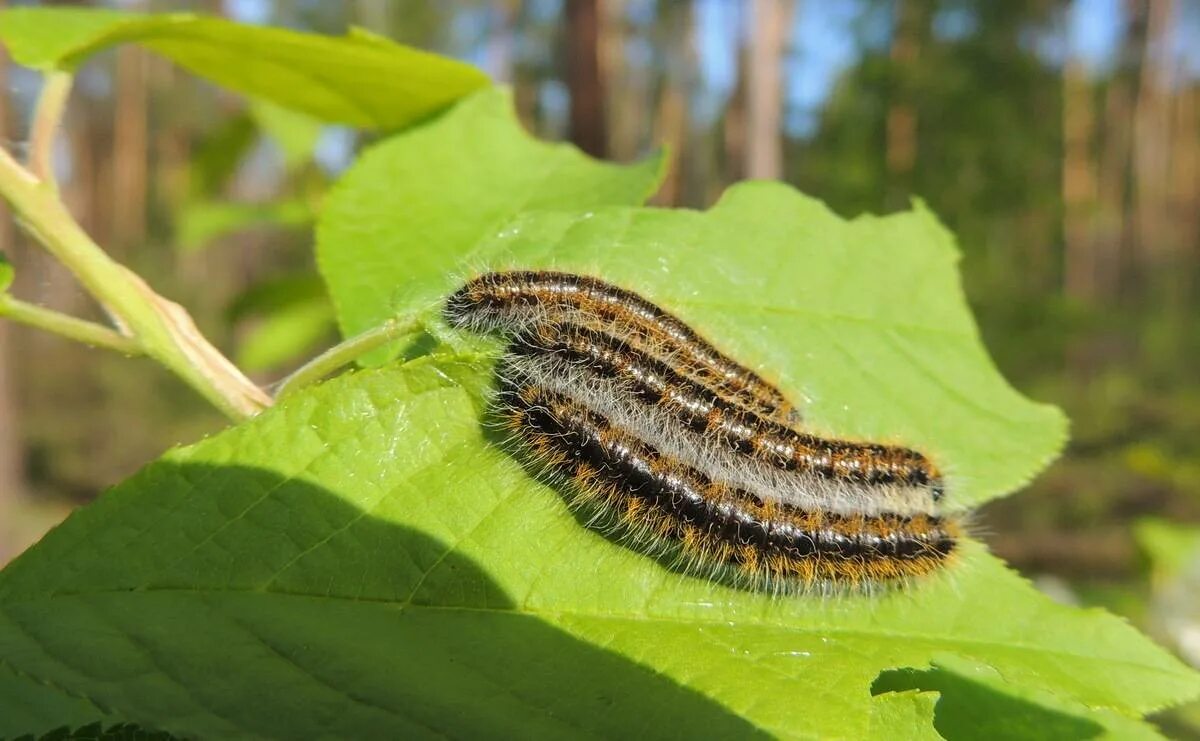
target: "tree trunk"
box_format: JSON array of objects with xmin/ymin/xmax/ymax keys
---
[
  {"xmin": 745, "ymin": 0, "xmax": 793, "ymax": 180},
  {"xmin": 565, "ymin": 0, "xmax": 609, "ymax": 157},
  {"xmin": 885, "ymin": 0, "xmax": 923, "ymax": 209},
  {"xmin": 1173, "ymin": 87, "xmax": 1199, "ymax": 270},
  {"xmin": 647, "ymin": 1, "xmax": 692, "ymax": 206},
  {"xmin": 112, "ymin": 45, "xmax": 149, "ymax": 249},
  {"xmin": 1062, "ymin": 59, "xmax": 1099, "ymax": 300},
  {"xmin": 1090, "ymin": 2, "xmax": 1145, "ymax": 303},
  {"xmin": 1131, "ymin": 0, "xmax": 1175, "ymax": 262}
]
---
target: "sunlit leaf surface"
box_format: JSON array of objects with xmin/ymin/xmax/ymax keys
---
[{"xmin": 0, "ymin": 7, "xmax": 487, "ymax": 129}]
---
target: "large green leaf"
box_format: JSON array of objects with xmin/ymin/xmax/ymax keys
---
[
  {"xmin": 316, "ymin": 87, "xmax": 666, "ymax": 363},
  {"xmin": 0, "ymin": 7, "xmax": 488, "ymax": 129},
  {"xmin": 315, "ymin": 84, "xmax": 1056, "ymax": 505},
  {"xmin": 331, "ymin": 187, "xmax": 1063, "ymax": 508},
  {"xmin": 0, "ymin": 357, "xmax": 1194, "ymax": 739}
]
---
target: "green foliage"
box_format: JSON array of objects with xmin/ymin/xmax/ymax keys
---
[
  {"xmin": 228, "ymin": 275, "xmax": 337, "ymax": 372},
  {"xmin": 187, "ymin": 113, "xmax": 258, "ymax": 198},
  {"xmin": 235, "ymin": 298, "xmax": 335, "ymax": 372},
  {"xmin": 1135, "ymin": 519, "xmax": 1200, "ymax": 738},
  {"xmin": 0, "ymin": 7, "xmax": 489, "ymax": 129},
  {"xmin": 317, "ymin": 87, "xmax": 666, "ymax": 364},
  {"xmin": 0, "ymin": 250, "xmax": 11, "ymax": 292},
  {"xmin": 1, "ymin": 8, "xmax": 1198, "ymax": 739},
  {"xmin": 0, "ymin": 359, "xmax": 1194, "ymax": 738},
  {"xmin": 176, "ymin": 199, "xmax": 312, "ymax": 252}
]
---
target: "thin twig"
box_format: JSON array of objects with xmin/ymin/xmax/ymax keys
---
[
  {"xmin": 0, "ymin": 294, "xmax": 143, "ymax": 355},
  {"xmin": 275, "ymin": 314, "xmax": 424, "ymax": 400},
  {"xmin": 28, "ymin": 72, "xmax": 72, "ymax": 187}
]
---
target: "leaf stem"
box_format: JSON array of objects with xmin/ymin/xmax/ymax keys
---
[
  {"xmin": 275, "ymin": 314, "xmax": 424, "ymax": 399},
  {"xmin": 29, "ymin": 71, "xmax": 72, "ymax": 187},
  {"xmin": 0, "ymin": 293, "xmax": 143, "ymax": 355}
]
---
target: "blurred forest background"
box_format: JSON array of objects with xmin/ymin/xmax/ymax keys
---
[{"xmin": 1, "ymin": 0, "xmax": 1199, "ymax": 667}]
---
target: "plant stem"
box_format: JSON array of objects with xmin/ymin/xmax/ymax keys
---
[
  {"xmin": 29, "ymin": 72, "xmax": 72, "ymax": 187},
  {"xmin": 0, "ymin": 144, "xmax": 270, "ymax": 420},
  {"xmin": 275, "ymin": 314, "xmax": 423, "ymax": 399},
  {"xmin": 0, "ymin": 294, "xmax": 143, "ymax": 355}
]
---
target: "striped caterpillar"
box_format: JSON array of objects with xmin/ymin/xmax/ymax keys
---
[
  {"xmin": 501, "ymin": 381, "xmax": 958, "ymax": 589},
  {"xmin": 445, "ymin": 271, "xmax": 960, "ymax": 591},
  {"xmin": 505, "ymin": 321, "xmax": 945, "ymax": 518},
  {"xmin": 444, "ymin": 270, "xmax": 800, "ymax": 424}
]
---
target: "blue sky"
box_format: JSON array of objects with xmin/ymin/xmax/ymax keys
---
[{"xmin": 687, "ymin": 0, "xmax": 1199, "ymax": 138}]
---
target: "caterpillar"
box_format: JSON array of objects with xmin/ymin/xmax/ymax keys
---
[
  {"xmin": 444, "ymin": 270, "xmax": 801, "ymax": 424},
  {"xmin": 447, "ymin": 271, "xmax": 959, "ymax": 590},
  {"xmin": 499, "ymin": 381, "xmax": 959, "ymax": 590},
  {"xmin": 505, "ymin": 320, "xmax": 944, "ymax": 517}
]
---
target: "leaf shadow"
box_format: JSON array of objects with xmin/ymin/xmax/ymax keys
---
[
  {"xmin": 872, "ymin": 665, "xmax": 1103, "ymax": 741},
  {"xmin": 1, "ymin": 462, "xmax": 765, "ymax": 740},
  {"xmin": 478, "ymin": 400, "xmax": 711, "ymax": 578}
]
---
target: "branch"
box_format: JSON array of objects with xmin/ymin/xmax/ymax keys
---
[
  {"xmin": 28, "ymin": 72, "xmax": 72, "ymax": 186},
  {"xmin": 275, "ymin": 314, "xmax": 423, "ymax": 399},
  {"xmin": 0, "ymin": 294, "xmax": 143, "ymax": 355},
  {"xmin": 0, "ymin": 139, "xmax": 270, "ymax": 419}
]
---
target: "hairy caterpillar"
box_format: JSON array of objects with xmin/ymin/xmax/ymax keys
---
[
  {"xmin": 447, "ymin": 271, "xmax": 959, "ymax": 590},
  {"xmin": 499, "ymin": 381, "xmax": 959, "ymax": 590},
  {"xmin": 506, "ymin": 320, "xmax": 944, "ymax": 515}
]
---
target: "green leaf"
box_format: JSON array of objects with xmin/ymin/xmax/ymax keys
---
[
  {"xmin": 0, "ymin": 7, "xmax": 488, "ymax": 129},
  {"xmin": 0, "ymin": 251, "xmax": 12, "ymax": 292},
  {"xmin": 316, "ymin": 83, "xmax": 1054, "ymax": 505},
  {"xmin": 176, "ymin": 199, "xmax": 312, "ymax": 252},
  {"xmin": 0, "ymin": 660, "xmax": 120, "ymax": 735},
  {"xmin": 355, "ymin": 180, "xmax": 1061, "ymax": 508},
  {"xmin": 867, "ymin": 691, "xmax": 940, "ymax": 741},
  {"xmin": 0, "ymin": 359, "xmax": 1195, "ymax": 739},
  {"xmin": 316, "ymin": 87, "xmax": 667, "ymax": 364}
]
